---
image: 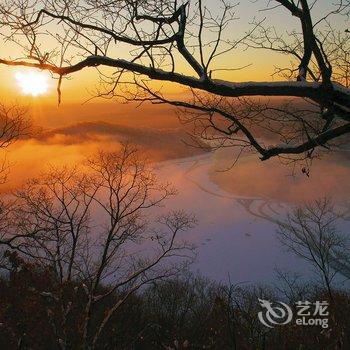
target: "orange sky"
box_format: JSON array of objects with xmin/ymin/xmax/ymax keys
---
[
  {"xmin": 0, "ymin": 49, "xmax": 283, "ymax": 108},
  {"xmin": 0, "ymin": 0, "xmax": 348, "ymax": 193},
  {"xmin": 1, "ymin": 0, "xmax": 347, "ymax": 109}
]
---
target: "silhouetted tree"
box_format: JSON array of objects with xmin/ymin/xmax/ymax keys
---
[
  {"xmin": 0, "ymin": 144, "xmax": 195, "ymax": 350},
  {"xmin": 277, "ymin": 197, "xmax": 350, "ymax": 300},
  {"xmin": 0, "ymin": 1, "xmax": 349, "ymax": 164}
]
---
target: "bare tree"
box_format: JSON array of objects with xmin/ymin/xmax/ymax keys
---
[
  {"xmin": 274, "ymin": 268, "xmax": 311, "ymax": 303},
  {"xmin": 1, "ymin": 144, "xmax": 195, "ymax": 350},
  {"xmin": 0, "ymin": 103, "xmax": 31, "ymax": 183},
  {"xmin": 277, "ymin": 197, "xmax": 350, "ymax": 300},
  {"xmin": 0, "ymin": 0, "xmax": 349, "ymax": 165},
  {"xmin": 0, "ymin": 103, "xmax": 31, "ymax": 257},
  {"xmin": 226, "ymin": 284, "xmax": 276, "ymax": 350}
]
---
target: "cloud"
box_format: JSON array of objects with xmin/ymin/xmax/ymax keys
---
[
  {"xmin": 32, "ymin": 120, "xmax": 207, "ymax": 160},
  {"xmin": 1, "ymin": 120, "xmax": 208, "ymax": 190}
]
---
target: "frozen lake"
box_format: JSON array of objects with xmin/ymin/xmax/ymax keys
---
[{"xmin": 153, "ymin": 150, "xmax": 350, "ymax": 285}]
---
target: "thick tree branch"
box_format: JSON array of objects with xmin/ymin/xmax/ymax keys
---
[
  {"xmin": 0, "ymin": 56, "xmax": 349, "ymax": 112},
  {"xmin": 261, "ymin": 122, "xmax": 350, "ymax": 160}
]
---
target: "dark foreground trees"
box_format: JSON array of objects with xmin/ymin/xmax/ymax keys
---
[
  {"xmin": 0, "ymin": 0, "xmax": 349, "ymax": 164},
  {"xmin": 0, "ymin": 144, "xmax": 196, "ymax": 350},
  {"xmin": 1, "ymin": 264, "xmax": 350, "ymax": 350}
]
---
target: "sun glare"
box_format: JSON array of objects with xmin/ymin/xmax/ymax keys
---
[{"xmin": 15, "ymin": 70, "xmax": 50, "ymax": 96}]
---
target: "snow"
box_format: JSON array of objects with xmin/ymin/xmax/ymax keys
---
[
  {"xmin": 213, "ymin": 79, "xmax": 320, "ymax": 89},
  {"xmin": 212, "ymin": 79, "xmax": 350, "ymax": 96}
]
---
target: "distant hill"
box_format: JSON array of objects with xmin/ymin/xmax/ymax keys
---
[{"xmin": 34, "ymin": 120, "xmax": 210, "ymax": 161}]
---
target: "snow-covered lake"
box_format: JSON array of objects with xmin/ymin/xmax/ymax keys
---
[{"xmin": 153, "ymin": 150, "xmax": 350, "ymax": 285}]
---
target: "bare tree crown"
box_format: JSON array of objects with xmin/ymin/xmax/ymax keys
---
[{"xmin": 0, "ymin": 143, "xmax": 195, "ymax": 349}]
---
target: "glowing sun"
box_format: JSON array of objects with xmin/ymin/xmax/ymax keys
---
[{"xmin": 15, "ymin": 70, "xmax": 50, "ymax": 96}]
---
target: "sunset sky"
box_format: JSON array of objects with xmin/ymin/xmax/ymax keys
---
[
  {"xmin": 1, "ymin": 0, "xmax": 346, "ymax": 109},
  {"xmin": 0, "ymin": 0, "xmax": 347, "ymax": 193}
]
